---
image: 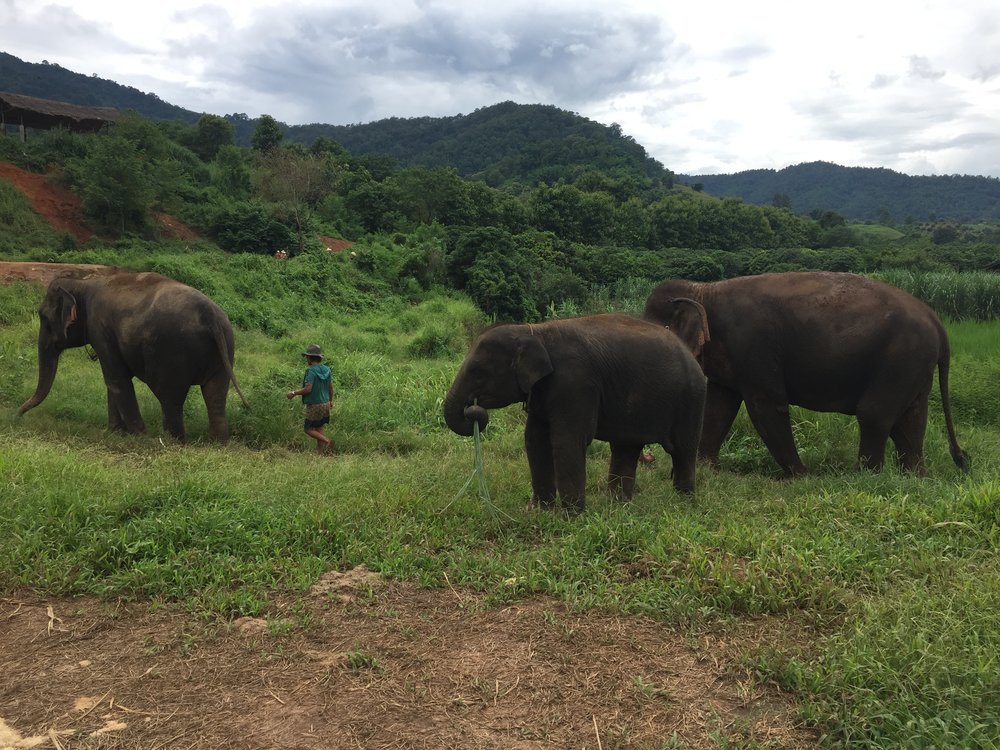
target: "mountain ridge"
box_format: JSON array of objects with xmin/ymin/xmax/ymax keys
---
[
  {"xmin": 683, "ymin": 161, "xmax": 1000, "ymax": 222},
  {"xmin": 4, "ymin": 50, "xmax": 1000, "ymax": 220}
]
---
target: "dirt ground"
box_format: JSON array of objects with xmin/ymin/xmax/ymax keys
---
[
  {"xmin": 0, "ymin": 169, "xmax": 816, "ymax": 749},
  {"xmin": 0, "ymin": 161, "xmax": 198, "ymax": 243},
  {"xmin": 1, "ymin": 569, "xmax": 818, "ymax": 750}
]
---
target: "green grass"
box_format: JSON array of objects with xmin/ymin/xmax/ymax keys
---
[
  {"xmin": 0, "ymin": 180, "xmax": 65, "ymax": 252},
  {"xmin": 875, "ymin": 269, "xmax": 1000, "ymax": 321},
  {"xmin": 0, "ymin": 253, "xmax": 998, "ymax": 748}
]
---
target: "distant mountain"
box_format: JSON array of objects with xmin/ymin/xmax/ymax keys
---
[
  {"xmin": 283, "ymin": 101, "xmax": 674, "ymax": 187},
  {"xmin": 1, "ymin": 52, "xmax": 671, "ymax": 191},
  {"xmin": 0, "ymin": 51, "xmax": 200, "ymax": 123},
  {"xmin": 684, "ymin": 161, "xmax": 1000, "ymax": 222},
  {"xmin": 7, "ymin": 51, "xmax": 999, "ymax": 220}
]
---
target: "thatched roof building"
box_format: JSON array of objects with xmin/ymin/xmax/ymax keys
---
[{"xmin": 0, "ymin": 91, "xmax": 118, "ymax": 136}]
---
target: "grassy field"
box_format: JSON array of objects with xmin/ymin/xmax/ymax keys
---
[{"xmin": 0, "ymin": 253, "xmax": 998, "ymax": 749}]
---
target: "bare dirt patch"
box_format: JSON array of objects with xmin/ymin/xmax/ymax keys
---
[
  {"xmin": 1, "ymin": 571, "xmax": 817, "ymax": 749},
  {"xmin": 0, "ymin": 161, "xmax": 199, "ymax": 243},
  {"xmin": 0, "ymin": 261, "xmax": 118, "ymax": 286},
  {"xmin": 0, "ymin": 162, "xmax": 94, "ymax": 244}
]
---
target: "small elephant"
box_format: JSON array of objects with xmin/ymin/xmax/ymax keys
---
[
  {"xmin": 19, "ymin": 270, "xmax": 249, "ymax": 441},
  {"xmin": 443, "ymin": 313, "xmax": 708, "ymax": 512},
  {"xmin": 643, "ymin": 271, "xmax": 967, "ymax": 476}
]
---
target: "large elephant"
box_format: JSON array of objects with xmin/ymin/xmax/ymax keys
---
[
  {"xmin": 642, "ymin": 271, "xmax": 967, "ymax": 476},
  {"xmin": 18, "ymin": 270, "xmax": 249, "ymax": 441},
  {"xmin": 443, "ymin": 313, "xmax": 707, "ymax": 512}
]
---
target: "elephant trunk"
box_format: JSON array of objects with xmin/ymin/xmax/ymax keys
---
[
  {"xmin": 18, "ymin": 345, "xmax": 60, "ymax": 415},
  {"xmin": 443, "ymin": 388, "xmax": 490, "ymax": 437}
]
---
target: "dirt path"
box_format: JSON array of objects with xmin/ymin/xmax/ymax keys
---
[{"xmin": 0, "ymin": 571, "xmax": 817, "ymax": 749}]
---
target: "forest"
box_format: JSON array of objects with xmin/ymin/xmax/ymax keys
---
[
  {"xmin": 690, "ymin": 160, "xmax": 1000, "ymax": 223},
  {"xmin": 2, "ymin": 107, "xmax": 999, "ymax": 327},
  {"xmin": 4, "ymin": 49, "xmax": 1000, "ymax": 223}
]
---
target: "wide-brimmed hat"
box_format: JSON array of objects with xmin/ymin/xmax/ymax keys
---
[{"xmin": 302, "ymin": 344, "xmax": 324, "ymax": 360}]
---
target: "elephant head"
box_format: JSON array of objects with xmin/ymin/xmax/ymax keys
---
[
  {"xmin": 646, "ymin": 297, "xmax": 710, "ymax": 359},
  {"xmin": 18, "ymin": 281, "xmax": 88, "ymax": 415},
  {"xmin": 443, "ymin": 326, "xmax": 554, "ymax": 436}
]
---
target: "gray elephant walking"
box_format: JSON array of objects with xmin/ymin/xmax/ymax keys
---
[
  {"xmin": 19, "ymin": 270, "xmax": 249, "ymax": 441},
  {"xmin": 643, "ymin": 271, "xmax": 967, "ymax": 476},
  {"xmin": 443, "ymin": 313, "xmax": 708, "ymax": 512}
]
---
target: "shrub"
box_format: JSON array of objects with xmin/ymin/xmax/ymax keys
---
[{"xmin": 209, "ymin": 200, "xmax": 294, "ymax": 254}]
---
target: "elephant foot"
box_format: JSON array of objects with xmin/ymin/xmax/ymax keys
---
[
  {"xmin": 526, "ymin": 496, "xmax": 557, "ymax": 511},
  {"xmin": 608, "ymin": 486, "xmax": 635, "ymax": 503},
  {"xmin": 109, "ymin": 423, "xmax": 146, "ymax": 436}
]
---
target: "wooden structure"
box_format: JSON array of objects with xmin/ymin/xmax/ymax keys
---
[{"xmin": 0, "ymin": 91, "xmax": 118, "ymax": 141}]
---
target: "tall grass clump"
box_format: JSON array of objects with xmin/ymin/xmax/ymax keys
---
[
  {"xmin": 876, "ymin": 269, "xmax": 1000, "ymax": 321},
  {"xmin": 0, "ymin": 180, "xmax": 62, "ymax": 252},
  {"xmin": 583, "ymin": 276, "xmax": 657, "ymax": 314}
]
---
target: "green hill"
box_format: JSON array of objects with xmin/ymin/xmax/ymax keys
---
[
  {"xmin": 285, "ymin": 101, "xmax": 674, "ymax": 189},
  {"xmin": 0, "ymin": 51, "xmax": 199, "ymax": 123},
  {"xmin": 5, "ymin": 50, "xmax": 1000, "ymax": 220},
  {"xmin": 685, "ymin": 161, "xmax": 1000, "ymax": 222}
]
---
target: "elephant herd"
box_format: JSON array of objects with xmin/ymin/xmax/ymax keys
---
[
  {"xmin": 443, "ymin": 270, "xmax": 968, "ymax": 512},
  {"xmin": 19, "ymin": 269, "xmax": 968, "ymax": 514}
]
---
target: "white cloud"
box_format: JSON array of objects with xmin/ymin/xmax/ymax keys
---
[{"xmin": 2, "ymin": 0, "xmax": 999, "ymax": 177}]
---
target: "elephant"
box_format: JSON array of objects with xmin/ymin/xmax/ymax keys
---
[
  {"xmin": 18, "ymin": 270, "xmax": 249, "ymax": 441},
  {"xmin": 443, "ymin": 312, "xmax": 708, "ymax": 512},
  {"xmin": 642, "ymin": 271, "xmax": 968, "ymax": 476}
]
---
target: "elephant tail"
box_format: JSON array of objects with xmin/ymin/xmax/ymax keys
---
[
  {"xmin": 937, "ymin": 335, "xmax": 968, "ymax": 473},
  {"xmin": 213, "ymin": 320, "xmax": 251, "ymax": 410}
]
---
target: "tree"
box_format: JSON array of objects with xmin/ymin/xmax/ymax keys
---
[
  {"xmin": 389, "ymin": 166, "xmax": 473, "ymax": 226},
  {"xmin": 209, "ymin": 200, "xmax": 294, "ymax": 254},
  {"xmin": 252, "ymin": 148, "xmax": 332, "ymax": 252},
  {"xmin": 251, "ymin": 114, "xmax": 284, "ymax": 153},
  {"xmin": 73, "ymin": 135, "xmax": 155, "ymax": 234},
  {"xmin": 466, "ymin": 250, "xmax": 537, "ymax": 322},
  {"xmin": 192, "ymin": 114, "xmax": 235, "ymax": 161},
  {"xmin": 212, "ymin": 145, "xmax": 252, "ymax": 200}
]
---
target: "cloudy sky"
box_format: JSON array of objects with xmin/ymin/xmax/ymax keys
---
[{"xmin": 3, "ymin": 0, "xmax": 999, "ymax": 177}]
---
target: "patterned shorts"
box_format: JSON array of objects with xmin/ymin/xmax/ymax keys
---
[{"xmin": 303, "ymin": 401, "xmax": 331, "ymax": 428}]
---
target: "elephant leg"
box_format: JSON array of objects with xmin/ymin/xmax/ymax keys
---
[
  {"xmin": 524, "ymin": 414, "xmax": 556, "ymax": 508},
  {"xmin": 666, "ymin": 440, "xmax": 699, "ymax": 495},
  {"xmin": 890, "ymin": 396, "xmax": 929, "ymax": 475},
  {"xmin": 158, "ymin": 396, "xmax": 187, "ymax": 442},
  {"xmin": 856, "ymin": 417, "xmax": 890, "ymax": 471},
  {"xmin": 551, "ymin": 430, "xmax": 589, "ymax": 514},
  {"xmin": 149, "ymin": 380, "xmax": 190, "ymax": 442},
  {"xmin": 699, "ymin": 383, "xmax": 743, "ymax": 466},
  {"xmin": 106, "ymin": 379, "xmax": 145, "ymax": 434},
  {"xmin": 107, "ymin": 395, "xmax": 127, "ymax": 433},
  {"xmin": 856, "ymin": 389, "xmax": 902, "ymax": 472},
  {"xmin": 608, "ymin": 443, "xmax": 643, "ymax": 501},
  {"xmin": 200, "ymin": 376, "xmax": 232, "ymax": 442},
  {"xmin": 743, "ymin": 394, "xmax": 807, "ymax": 476}
]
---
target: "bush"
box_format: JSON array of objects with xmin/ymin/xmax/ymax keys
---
[
  {"xmin": 209, "ymin": 200, "xmax": 294, "ymax": 254},
  {"xmin": 69, "ymin": 136, "xmax": 155, "ymax": 234}
]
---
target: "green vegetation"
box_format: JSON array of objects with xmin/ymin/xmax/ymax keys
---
[
  {"xmin": 0, "ymin": 180, "xmax": 63, "ymax": 252},
  {"xmin": 690, "ymin": 161, "xmax": 1000, "ymax": 222},
  {"xmin": 1, "ymin": 66, "xmax": 999, "ymax": 748},
  {"xmin": 1, "ymin": 250, "xmax": 998, "ymax": 749}
]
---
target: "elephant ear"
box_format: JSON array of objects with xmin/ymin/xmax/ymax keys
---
[
  {"xmin": 514, "ymin": 333, "xmax": 553, "ymax": 394},
  {"xmin": 666, "ymin": 297, "xmax": 710, "ymax": 359},
  {"xmin": 55, "ymin": 287, "xmax": 79, "ymax": 338}
]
